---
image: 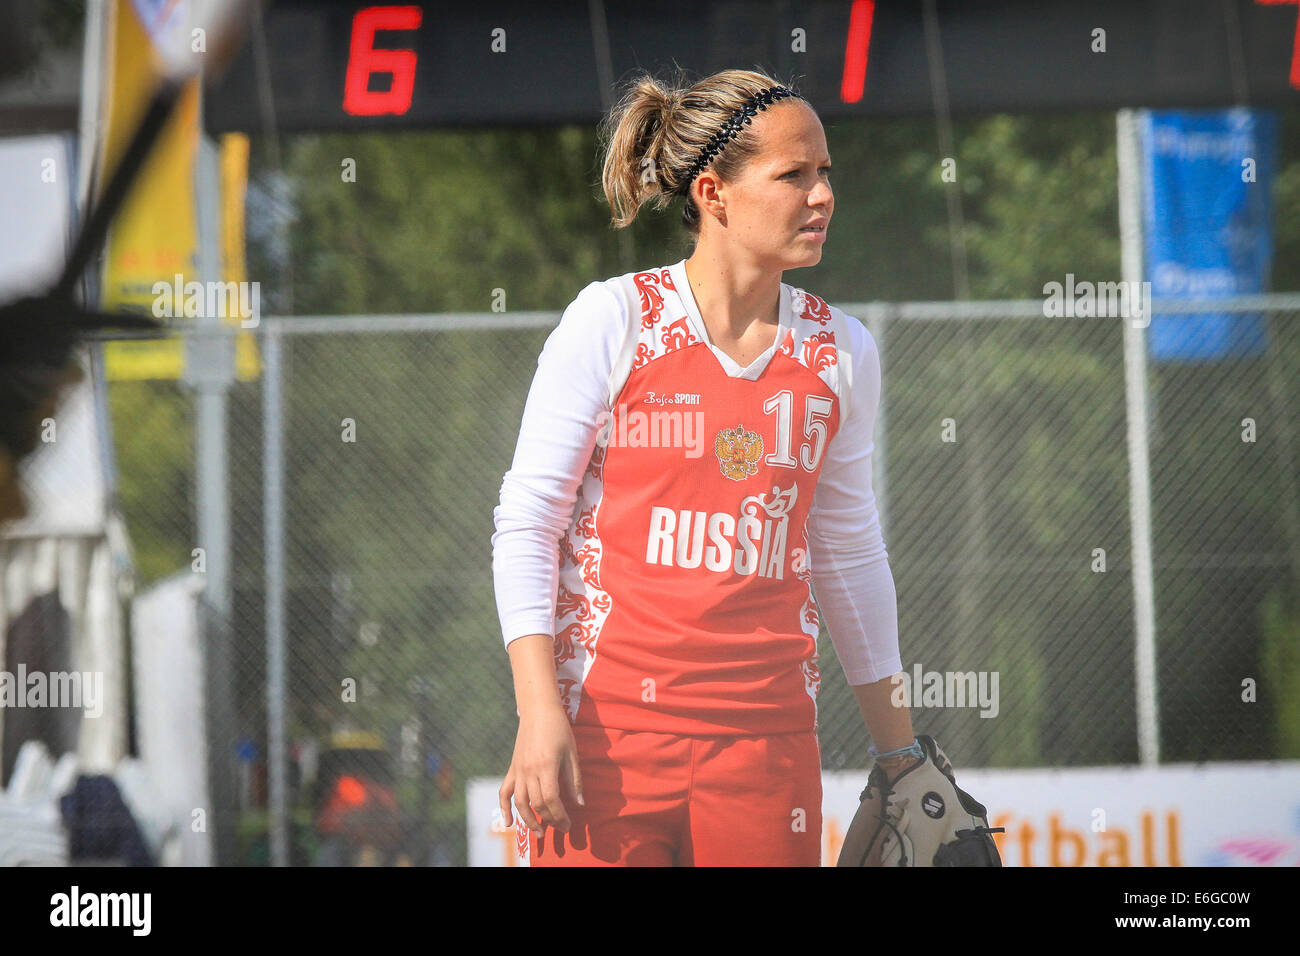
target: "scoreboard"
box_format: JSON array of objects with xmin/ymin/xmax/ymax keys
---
[{"xmin": 204, "ymin": 0, "xmax": 1300, "ymax": 132}]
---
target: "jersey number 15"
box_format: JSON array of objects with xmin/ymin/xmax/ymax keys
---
[{"xmin": 763, "ymin": 390, "xmax": 833, "ymax": 473}]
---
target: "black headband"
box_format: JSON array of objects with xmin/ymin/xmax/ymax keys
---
[{"xmin": 682, "ymin": 85, "xmax": 802, "ymax": 190}]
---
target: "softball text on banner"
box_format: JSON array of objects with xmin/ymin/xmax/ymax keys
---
[{"xmin": 467, "ymin": 763, "xmax": 1300, "ymax": 866}]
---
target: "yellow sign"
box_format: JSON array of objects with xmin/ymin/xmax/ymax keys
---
[{"xmin": 99, "ymin": 0, "xmax": 260, "ymax": 381}]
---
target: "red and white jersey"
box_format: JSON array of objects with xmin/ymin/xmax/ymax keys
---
[{"xmin": 492, "ymin": 259, "xmax": 901, "ymax": 736}]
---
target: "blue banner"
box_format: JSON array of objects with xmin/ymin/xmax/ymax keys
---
[{"xmin": 1140, "ymin": 109, "xmax": 1276, "ymax": 362}]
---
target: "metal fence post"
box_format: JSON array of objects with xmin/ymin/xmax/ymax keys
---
[
  {"xmin": 263, "ymin": 319, "xmax": 289, "ymax": 866},
  {"xmin": 1116, "ymin": 108, "xmax": 1160, "ymax": 766}
]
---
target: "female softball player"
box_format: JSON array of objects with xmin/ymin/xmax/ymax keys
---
[{"xmin": 492, "ymin": 68, "xmax": 925, "ymax": 866}]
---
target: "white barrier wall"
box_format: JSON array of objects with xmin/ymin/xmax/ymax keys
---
[{"xmin": 468, "ymin": 762, "xmax": 1300, "ymax": 867}]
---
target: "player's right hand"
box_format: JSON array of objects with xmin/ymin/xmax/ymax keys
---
[{"xmin": 499, "ymin": 703, "xmax": 585, "ymax": 835}]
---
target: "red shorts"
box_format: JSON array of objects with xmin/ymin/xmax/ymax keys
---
[{"xmin": 517, "ymin": 723, "xmax": 823, "ymax": 866}]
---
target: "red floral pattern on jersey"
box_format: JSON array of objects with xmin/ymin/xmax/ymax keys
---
[
  {"xmin": 627, "ymin": 266, "xmax": 702, "ymax": 376},
  {"xmin": 795, "ymin": 288, "xmax": 833, "ymax": 326},
  {"xmin": 556, "ymin": 622, "xmax": 595, "ymax": 659},
  {"xmin": 556, "ymin": 678, "xmax": 581, "ymax": 718},
  {"xmin": 555, "ymin": 585, "xmax": 610, "ymax": 623},
  {"xmin": 552, "ymin": 627, "xmax": 577, "ymax": 666},
  {"xmin": 802, "ymin": 331, "xmax": 838, "ymax": 373},
  {"xmin": 793, "ymin": 533, "xmax": 822, "ymax": 730},
  {"xmin": 802, "ymin": 658, "xmax": 822, "ymax": 702},
  {"xmin": 555, "ymin": 585, "xmax": 585, "ymax": 620},
  {"xmin": 804, "ymin": 600, "xmax": 821, "ymax": 630},
  {"xmin": 741, "ymin": 482, "xmax": 799, "ymax": 521},
  {"xmin": 777, "ymin": 328, "xmax": 795, "ymax": 357},
  {"xmin": 515, "ymin": 815, "xmax": 530, "ymax": 861},
  {"xmin": 632, "ymin": 342, "xmax": 656, "ymax": 370},
  {"xmin": 573, "ymin": 543, "xmax": 602, "ymax": 589},
  {"xmin": 660, "ymin": 316, "xmax": 697, "ymax": 353},
  {"xmin": 633, "ymin": 271, "xmax": 668, "ymax": 330},
  {"xmin": 552, "ymin": 424, "xmax": 614, "ymax": 722},
  {"xmin": 779, "ymin": 285, "xmax": 846, "ymax": 398}
]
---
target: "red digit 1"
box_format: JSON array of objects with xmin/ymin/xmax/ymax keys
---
[
  {"xmin": 343, "ymin": 5, "xmax": 424, "ymax": 116},
  {"xmin": 1256, "ymin": 0, "xmax": 1300, "ymax": 89},
  {"xmin": 840, "ymin": 0, "xmax": 875, "ymax": 104}
]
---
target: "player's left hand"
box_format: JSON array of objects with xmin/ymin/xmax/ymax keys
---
[{"xmin": 836, "ymin": 734, "xmax": 1004, "ymax": 866}]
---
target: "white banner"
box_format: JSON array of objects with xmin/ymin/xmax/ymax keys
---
[
  {"xmin": 468, "ymin": 761, "xmax": 1300, "ymax": 867},
  {"xmin": 130, "ymin": 571, "xmax": 211, "ymax": 865}
]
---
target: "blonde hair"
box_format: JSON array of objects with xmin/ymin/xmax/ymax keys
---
[{"xmin": 598, "ymin": 67, "xmax": 807, "ymax": 236}]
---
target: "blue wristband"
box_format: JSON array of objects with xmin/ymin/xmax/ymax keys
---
[{"xmin": 868, "ymin": 737, "xmax": 924, "ymax": 761}]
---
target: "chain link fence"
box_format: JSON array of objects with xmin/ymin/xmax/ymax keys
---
[{"xmin": 105, "ymin": 298, "xmax": 1300, "ymax": 865}]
